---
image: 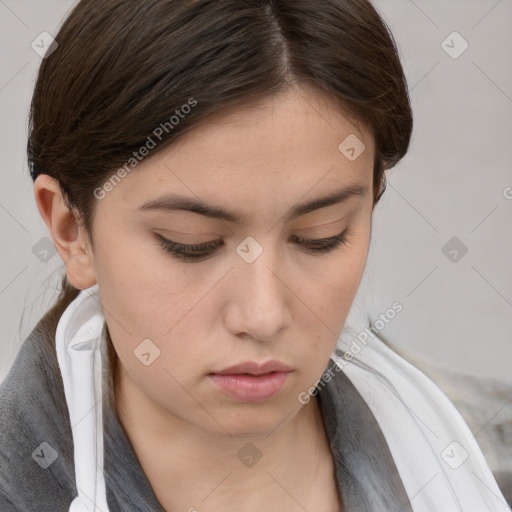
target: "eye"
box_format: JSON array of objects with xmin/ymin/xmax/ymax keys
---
[
  {"xmin": 291, "ymin": 229, "xmax": 351, "ymax": 254},
  {"xmin": 156, "ymin": 235, "xmax": 223, "ymax": 261},
  {"xmin": 156, "ymin": 229, "xmax": 352, "ymax": 262}
]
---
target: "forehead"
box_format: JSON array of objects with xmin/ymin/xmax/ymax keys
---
[
  {"xmin": 106, "ymin": 86, "xmax": 375, "ymax": 214},
  {"xmin": 164, "ymin": 86, "xmax": 373, "ymax": 164}
]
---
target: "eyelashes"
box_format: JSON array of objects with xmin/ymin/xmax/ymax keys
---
[
  {"xmin": 156, "ymin": 229, "xmax": 352, "ymax": 262},
  {"xmin": 290, "ymin": 231, "xmax": 350, "ymax": 254},
  {"xmin": 157, "ymin": 235, "xmax": 224, "ymax": 261}
]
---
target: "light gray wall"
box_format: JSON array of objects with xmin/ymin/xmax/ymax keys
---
[
  {"xmin": 0, "ymin": 0, "xmax": 510, "ymax": 383},
  {"xmin": 365, "ymin": 0, "xmax": 512, "ymax": 382}
]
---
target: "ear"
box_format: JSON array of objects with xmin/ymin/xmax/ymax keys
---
[{"xmin": 33, "ymin": 174, "xmax": 97, "ymax": 290}]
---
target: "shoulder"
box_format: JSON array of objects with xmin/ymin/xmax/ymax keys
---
[{"xmin": 0, "ymin": 318, "xmax": 76, "ymax": 510}]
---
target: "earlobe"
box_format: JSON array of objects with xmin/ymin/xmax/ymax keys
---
[{"xmin": 33, "ymin": 174, "xmax": 97, "ymax": 290}]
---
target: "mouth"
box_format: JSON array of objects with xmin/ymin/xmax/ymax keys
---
[
  {"xmin": 208, "ymin": 371, "xmax": 291, "ymax": 402},
  {"xmin": 210, "ymin": 360, "xmax": 293, "ymax": 376},
  {"xmin": 208, "ymin": 360, "xmax": 293, "ymax": 402}
]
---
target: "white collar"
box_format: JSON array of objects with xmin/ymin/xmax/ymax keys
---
[{"xmin": 55, "ymin": 283, "xmax": 109, "ymax": 512}]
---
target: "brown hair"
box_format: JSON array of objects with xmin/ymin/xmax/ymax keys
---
[{"xmin": 27, "ymin": 0, "xmax": 413, "ymax": 507}]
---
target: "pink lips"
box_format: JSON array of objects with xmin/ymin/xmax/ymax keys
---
[{"xmin": 208, "ymin": 360, "xmax": 292, "ymax": 402}]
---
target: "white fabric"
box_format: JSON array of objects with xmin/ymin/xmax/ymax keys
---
[
  {"xmin": 55, "ymin": 283, "xmax": 511, "ymax": 512},
  {"xmin": 55, "ymin": 283, "xmax": 109, "ymax": 512},
  {"xmin": 333, "ymin": 342, "xmax": 511, "ymax": 511}
]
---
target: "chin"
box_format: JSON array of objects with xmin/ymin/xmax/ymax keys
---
[{"xmin": 211, "ymin": 404, "xmax": 298, "ymax": 439}]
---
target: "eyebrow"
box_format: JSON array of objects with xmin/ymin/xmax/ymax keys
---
[{"xmin": 138, "ymin": 183, "xmax": 368, "ymax": 225}]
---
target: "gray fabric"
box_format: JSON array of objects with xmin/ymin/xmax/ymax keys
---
[{"xmin": 0, "ymin": 310, "xmax": 412, "ymax": 511}]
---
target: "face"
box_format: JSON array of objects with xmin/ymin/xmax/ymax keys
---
[{"xmin": 88, "ymin": 86, "xmax": 375, "ymax": 437}]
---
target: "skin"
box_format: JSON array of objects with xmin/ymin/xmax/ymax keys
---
[{"xmin": 34, "ymin": 85, "xmax": 376, "ymax": 512}]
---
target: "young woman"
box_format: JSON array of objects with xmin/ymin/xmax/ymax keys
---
[{"xmin": 0, "ymin": 1, "xmax": 509, "ymax": 511}]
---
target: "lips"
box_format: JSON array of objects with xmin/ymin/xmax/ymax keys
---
[
  {"xmin": 208, "ymin": 360, "xmax": 293, "ymax": 402},
  {"xmin": 210, "ymin": 360, "xmax": 293, "ymax": 376}
]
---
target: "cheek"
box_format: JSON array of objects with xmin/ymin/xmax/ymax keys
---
[
  {"xmin": 92, "ymin": 229, "xmax": 198, "ymax": 367},
  {"xmin": 291, "ymin": 225, "xmax": 370, "ymax": 392},
  {"xmin": 302, "ymin": 221, "xmax": 370, "ymax": 326}
]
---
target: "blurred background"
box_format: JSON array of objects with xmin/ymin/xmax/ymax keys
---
[{"xmin": 0, "ymin": 0, "xmax": 510, "ymax": 504}]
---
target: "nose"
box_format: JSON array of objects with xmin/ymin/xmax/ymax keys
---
[{"xmin": 223, "ymin": 247, "xmax": 291, "ymax": 341}]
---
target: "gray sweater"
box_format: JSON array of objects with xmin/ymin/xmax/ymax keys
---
[{"xmin": 0, "ymin": 307, "xmax": 411, "ymax": 511}]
